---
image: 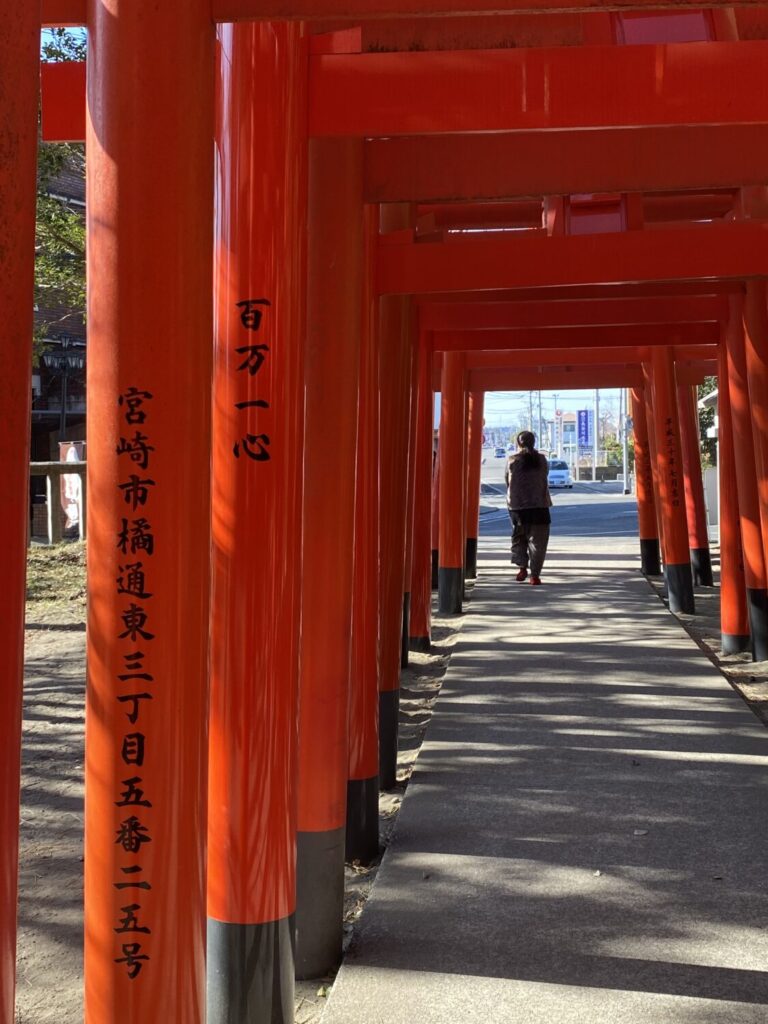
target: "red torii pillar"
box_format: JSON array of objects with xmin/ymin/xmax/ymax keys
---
[
  {"xmin": 401, "ymin": 338, "xmax": 420, "ymax": 668},
  {"xmin": 296, "ymin": 137, "xmax": 363, "ymax": 979},
  {"xmin": 464, "ymin": 392, "xmax": 484, "ymax": 580},
  {"xmin": 207, "ymin": 22, "xmax": 307, "ymax": 1022},
  {"xmin": 409, "ymin": 336, "xmax": 435, "ymax": 652},
  {"xmin": 743, "ymin": 279, "xmax": 768, "ymax": 581},
  {"xmin": 378, "ymin": 206, "xmax": 415, "ymax": 791},
  {"xmin": 431, "ymin": 442, "xmax": 440, "ymax": 591},
  {"xmin": 630, "ymin": 387, "xmax": 662, "ymax": 576},
  {"xmin": 649, "ymin": 347, "xmax": 695, "ymax": 614},
  {"xmin": 439, "ymin": 352, "xmax": 466, "ymax": 614},
  {"xmin": 717, "ymin": 344, "xmax": 751, "ymax": 654},
  {"xmin": 641, "ymin": 370, "xmax": 666, "ymax": 562},
  {"xmin": 0, "ymin": 9, "xmax": 38, "ymax": 1019},
  {"xmin": 85, "ymin": 1, "xmax": 214, "ymax": 1018},
  {"xmin": 726, "ymin": 294, "xmax": 768, "ymax": 661},
  {"xmin": 347, "ymin": 205, "xmax": 381, "ymax": 866},
  {"xmin": 677, "ymin": 382, "xmax": 714, "ymax": 586}
]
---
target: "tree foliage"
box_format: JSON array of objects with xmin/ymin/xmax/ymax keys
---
[
  {"xmin": 698, "ymin": 375, "xmax": 717, "ymax": 467},
  {"xmin": 35, "ymin": 30, "xmax": 87, "ymax": 359}
]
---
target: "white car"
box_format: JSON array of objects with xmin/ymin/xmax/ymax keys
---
[{"xmin": 547, "ymin": 459, "xmax": 573, "ymax": 488}]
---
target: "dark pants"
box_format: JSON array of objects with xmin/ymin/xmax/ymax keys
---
[{"xmin": 509, "ymin": 510, "xmax": 550, "ymax": 578}]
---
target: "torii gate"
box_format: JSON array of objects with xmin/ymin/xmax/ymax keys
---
[{"xmin": 6, "ymin": 4, "xmax": 768, "ymax": 1024}]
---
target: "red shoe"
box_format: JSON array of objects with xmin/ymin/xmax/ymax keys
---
[
  {"xmin": 515, "ymin": 567, "xmax": 528, "ymax": 582},
  {"xmin": 530, "ymin": 576, "xmax": 542, "ymax": 586}
]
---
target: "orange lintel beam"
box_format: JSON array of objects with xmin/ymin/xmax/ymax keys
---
[
  {"xmin": 417, "ymin": 283, "xmax": 739, "ymax": 303},
  {"xmin": 421, "ymin": 296, "xmax": 725, "ymax": 332},
  {"xmin": 677, "ymin": 360, "xmax": 718, "ymax": 384},
  {"xmin": 419, "ymin": 202, "xmax": 543, "ymax": 231},
  {"xmin": 464, "ymin": 362, "xmax": 712, "ymax": 391},
  {"xmin": 365, "ymin": 127, "xmax": 768, "ymax": 203},
  {"xmin": 420, "ymin": 194, "xmax": 735, "ymax": 232},
  {"xmin": 311, "ymin": 42, "xmax": 768, "ymax": 137},
  {"xmin": 435, "ymin": 324, "xmax": 719, "ymax": 352},
  {"xmin": 41, "ymin": 0, "xmax": 85, "ymax": 26},
  {"xmin": 42, "ymin": 0, "xmax": 765, "ymax": 27},
  {"xmin": 463, "ymin": 367, "xmax": 645, "ymax": 392},
  {"xmin": 441, "ymin": 344, "xmax": 718, "ymax": 370},
  {"xmin": 212, "ymin": 1, "xmax": 765, "ymax": 22},
  {"xmin": 378, "ymin": 221, "xmax": 768, "ymax": 296},
  {"xmin": 460, "ymin": 362, "xmax": 711, "ymax": 388}
]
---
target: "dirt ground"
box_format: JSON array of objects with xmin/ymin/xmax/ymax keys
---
[
  {"xmin": 15, "ymin": 542, "xmax": 459, "ymax": 1024},
  {"xmin": 646, "ymin": 549, "xmax": 768, "ymax": 727}
]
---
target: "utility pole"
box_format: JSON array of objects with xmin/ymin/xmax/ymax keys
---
[
  {"xmin": 593, "ymin": 388, "xmax": 600, "ymax": 482},
  {"xmin": 537, "ymin": 391, "xmax": 544, "ymax": 448},
  {"xmin": 552, "ymin": 393, "xmax": 561, "ymax": 458},
  {"xmin": 622, "ymin": 388, "xmax": 631, "ymax": 494},
  {"xmin": 528, "ymin": 391, "xmax": 534, "ymax": 433}
]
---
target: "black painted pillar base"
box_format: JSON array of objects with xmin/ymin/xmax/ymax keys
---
[
  {"xmin": 295, "ymin": 828, "xmax": 345, "ymax": 980},
  {"xmin": 665, "ymin": 562, "xmax": 695, "ymax": 615},
  {"xmin": 722, "ymin": 632, "xmax": 751, "ymax": 656},
  {"xmin": 409, "ymin": 634, "xmax": 431, "ymax": 653},
  {"xmin": 465, "ymin": 537, "xmax": 478, "ymax": 580},
  {"xmin": 640, "ymin": 537, "xmax": 662, "ymax": 576},
  {"xmin": 691, "ymin": 547, "xmax": 714, "ymax": 587},
  {"xmin": 378, "ymin": 688, "xmax": 399, "ymax": 791},
  {"xmin": 431, "ymin": 549, "xmax": 438, "ymax": 590},
  {"xmin": 747, "ymin": 588, "xmax": 768, "ymax": 662},
  {"xmin": 400, "ymin": 592, "xmax": 410, "ymax": 669},
  {"xmin": 208, "ymin": 915, "xmax": 295, "ymax": 1024},
  {"xmin": 438, "ymin": 566, "xmax": 463, "ymax": 614},
  {"xmin": 345, "ymin": 776, "xmax": 379, "ymax": 865}
]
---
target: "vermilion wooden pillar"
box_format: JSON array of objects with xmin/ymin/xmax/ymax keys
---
[
  {"xmin": 347, "ymin": 205, "xmax": 381, "ymax": 866},
  {"xmin": 208, "ymin": 23, "xmax": 307, "ymax": 1023},
  {"xmin": 296, "ymin": 137, "xmax": 363, "ymax": 980},
  {"xmin": 0, "ymin": 8, "xmax": 38, "ymax": 1020},
  {"xmin": 465, "ymin": 392, "xmax": 484, "ymax": 580},
  {"xmin": 401, "ymin": 335, "xmax": 420, "ymax": 669},
  {"xmin": 630, "ymin": 387, "xmax": 661, "ymax": 576},
  {"xmin": 85, "ymin": 2, "xmax": 214, "ymax": 1019},
  {"xmin": 677, "ymin": 383, "xmax": 714, "ymax": 586},
  {"xmin": 649, "ymin": 347, "xmax": 695, "ymax": 614},
  {"xmin": 717, "ymin": 345, "xmax": 751, "ymax": 654},
  {"xmin": 431, "ymin": 439, "xmax": 440, "ymax": 590},
  {"xmin": 642, "ymin": 363, "xmax": 667, "ymax": 567},
  {"xmin": 378, "ymin": 207, "xmax": 415, "ymax": 792},
  {"xmin": 726, "ymin": 295, "xmax": 768, "ymax": 661},
  {"xmin": 409, "ymin": 337, "xmax": 435, "ymax": 652},
  {"xmin": 743, "ymin": 280, "xmax": 768, "ymax": 579},
  {"xmin": 439, "ymin": 352, "xmax": 466, "ymax": 614}
]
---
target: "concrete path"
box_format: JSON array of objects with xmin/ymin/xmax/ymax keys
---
[{"xmin": 322, "ymin": 519, "xmax": 768, "ymax": 1023}]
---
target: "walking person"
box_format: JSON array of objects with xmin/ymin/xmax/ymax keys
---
[{"xmin": 505, "ymin": 431, "xmax": 552, "ymax": 586}]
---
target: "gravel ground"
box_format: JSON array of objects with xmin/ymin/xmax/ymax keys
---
[{"xmin": 646, "ymin": 549, "xmax": 768, "ymax": 728}]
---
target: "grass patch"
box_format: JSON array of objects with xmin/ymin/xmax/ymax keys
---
[{"xmin": 26, "ymin": 542, "xmax": 86, "ymax": 608}]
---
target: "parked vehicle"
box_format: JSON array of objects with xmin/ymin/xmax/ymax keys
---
[
  {"xmin": 494, "ymin": 447, "xmax": 506, "ymax": 458},
  {"xmin": 547, "ymin": 459, "xmax": 573, "ymax": 488}
]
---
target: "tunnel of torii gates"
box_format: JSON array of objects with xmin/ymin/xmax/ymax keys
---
[{"xmin": 6, "ymin": 2, "xmax": 768, "ymax": 1022}]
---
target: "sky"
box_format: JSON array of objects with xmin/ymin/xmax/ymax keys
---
[{"xmin": 481, "ymin": 389, "xmax": 623, "ymax": 427}]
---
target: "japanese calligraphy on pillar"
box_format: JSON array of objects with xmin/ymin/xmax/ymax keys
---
[
  {"xmin": 233, "ymin": 298, "xmax": 272, "ymax": 462},
  {"xmin": 113, "ymin": 386, "xmax": 156, "ymax": 980},
  {"xmin": 665, "ymin": 416, "xmax": 681, "ymax": 508}
]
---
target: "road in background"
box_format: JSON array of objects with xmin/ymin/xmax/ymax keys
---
[{"xmin": 479, "ymin": 448, "xmax": 638, "ymax": 544}]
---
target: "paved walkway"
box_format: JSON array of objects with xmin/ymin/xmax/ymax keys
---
[{"xmin": 323, "ymin": 525, "xmax": 768, "ymax": 1023}]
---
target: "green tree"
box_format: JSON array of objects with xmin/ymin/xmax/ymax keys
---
[
  {"xmin": 35, "ymin": 31, "xmax": 87, "ymax": 360},
  {"xmin": 698, "ymin": 375, "xmax": 717, "ymax": 467}
]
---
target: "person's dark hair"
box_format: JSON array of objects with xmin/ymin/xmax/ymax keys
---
[{"xmin": 516, "ymin": 430, "xmax": 539, "ymax": 469}]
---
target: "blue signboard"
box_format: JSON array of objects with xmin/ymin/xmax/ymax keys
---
[{"xmin": 577, "ymin": 409, "xmax": 594, "ymax": 447}]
